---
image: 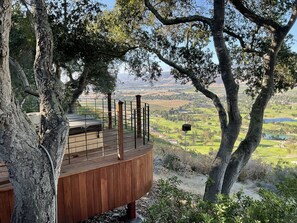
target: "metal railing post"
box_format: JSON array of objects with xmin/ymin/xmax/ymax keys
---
[
  {"xmin": 134, "ymin": 109, "xmax": 137, "ymax": 149},
  {"xmin": 108, "ymin": 93, "xmax": 112, "ymax": 129},
  {"xmin": 67, "ymin": 136, "xmax": 71, "ymax": 164},
  {"xmin": 114, "ymin": 99, "xmax": 117, "ymax": 126},
  {"xmin": 143, "ymin": 107, "xmax": 145, "ymax": 145},
  {"xmin": 84, "ymin": 114, "xmax": 88, "ymax": 159},
  {"xmin": 94, "ymin": 98, "xmax": 97, "ymax": 117},
  {"xmin": 102, "ymin": 98, "xmax": 105, "ymax": 129},
  {"xmin": 118, "ymin": 101, "xmax": 124, "ymax": 160},
  {"xmin": 130, "ymin": 101, "xmax": 133, "ymax": 130},
  {"xmin": 136, "ymin": 95, "xmax": 142, "ymax": 138},
  {"xmin": 147, "ymin": 104, "xmax": 150, "ymax": 141},
  {"xmin": 124, "ymin": 101, "xmax": 127, "ymax": 129}
]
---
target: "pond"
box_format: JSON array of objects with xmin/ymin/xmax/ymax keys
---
[
  {"xmin": 262, "ymin": 133, "xmax": 290, "ymax": 140},
  {"xmin": 264, "ymin": 117, "xmax": 297, "ymax": 123},
  {"xmin": 262, "ymin": 117, "xmax": 295, "ymax": 140}
]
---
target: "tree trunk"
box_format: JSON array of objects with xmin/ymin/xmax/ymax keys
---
[
  {"xmin": 8, "ymin": 109, "xmax": 55, "ymax": 222},
  {"xmin": 203, "ymin": 0, "xmax": 242, "ymax": 202},
  {"xmin": 222, "ymin": 0, "xmax": 297, "ymax": 197},
  {"xmin": 0, "ymin": 0, "xmax": 68, "ymax": 222},
  {"xmin": 32, "ymin": 0, "xmax": 68, "ymax": 175},
  {"xmin": 203, "ymin": 123, "xmax": 240, "ymax": 201},
  {"xmin": 66, "ymin": 66, "xmax": 89, "ymax": 114},
  {"xmin": 221, "ymin": 41, "xmax": 279, "ymax": 195}
]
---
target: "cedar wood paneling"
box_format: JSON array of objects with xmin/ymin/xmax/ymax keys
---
[{"xmin": 0, "ymin": 148, "xmax": 153, "ymax": 223}]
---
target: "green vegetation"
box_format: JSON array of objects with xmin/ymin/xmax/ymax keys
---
[
  {"xmin": 144, "ymin": 175, "xmax": 297, "ymax": 223},
  {"xmin": 146, "ymin": 136, "xmax": 297, "ymax": 221},
  {"xmin": 144, "ymin": 85, "xmax": 297, "ymax": 165}
]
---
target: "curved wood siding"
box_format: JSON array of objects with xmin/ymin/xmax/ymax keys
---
[{"xmin": 0, "ymin": 147, "xmax": 153, "ymax": 223}]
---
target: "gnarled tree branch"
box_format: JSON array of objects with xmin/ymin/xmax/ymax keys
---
[
  {"xmin": 144, "ymin": 0, "xmax": 212, "ymax": 26},
  {"xmin": 284, "ymin": 0, "xmax": 297, "ymax": 31},
  {"xmin": 223, "ymin": 26, "xmax": 265, "ymax": 56},
  {"xmin": 9, "ymin": 57, "xmax": 39, "ymax": 97},
  {"xmin": 146, "ymin": 46, "xmax": 228, "ymax": 130},
  {"xmin": 229, "ymin": 0, "xmax": 282, "ymax": 32}
]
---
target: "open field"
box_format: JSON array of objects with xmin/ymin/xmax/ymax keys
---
[
  {"xmin": 144, "ymin": 99, "xmax": 191, "ymax": 111},
  {"xmin": 116, "ymin": 82, "xmax": 297, "ymax": 165}
]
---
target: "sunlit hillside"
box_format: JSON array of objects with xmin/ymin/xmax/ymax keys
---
[{"xmin": 114, "ymin": 73, "xmax": 297, "ymax": 165}]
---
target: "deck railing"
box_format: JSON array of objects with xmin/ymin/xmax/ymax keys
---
[
  {"xmin": 0, "ymin": 94, "xmax": 150, "ymax": 182},
  {"xmin": 65, "ymin": 94, "xmax": 150, "ymax": 163}
]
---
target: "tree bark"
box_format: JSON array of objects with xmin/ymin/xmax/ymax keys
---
[
  {"xmin": 221, "ymin": 36, "xmax": 285, "ymax": 195},
  {"xmin": 0, "ymin": 0, "xmax": 68, "ymax": 222},
  {"xmin": 32, "ymin": 0, "xmax": 68, "ymax": 172},
  {"xmin": 7, "ymin": 105, "xmax": 55, "ymax": 222}
]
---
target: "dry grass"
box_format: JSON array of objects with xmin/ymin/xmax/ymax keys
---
[
  {"xmin": 154, "ymin": 141, "xmax": 272, "ymax": 182},
  {"xmin": 237, "ymin": 159, "xmax": 272, "ymax": 182},
  {"xmin": 154, "ymin": 142, "xmax": 214, "ymax": 175}
]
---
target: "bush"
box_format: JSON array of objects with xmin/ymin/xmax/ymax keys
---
[
  {"xmin": 261, "ymin": 161, "xmax": 297, "ymax": 194},
  {"xmin": 163, "ymin": 153, "xmax": 182, "ymax": 171},
  {"xmin": 238, "ymin": 159, "xmax": 271, "ymax": 182},
  {"xmin": 144, "ymin": 177, "xmax": 297, "ymax": 223},
  {"xmin": 154, "ymin": 141, "xmax": 214, "ymax": 175}
]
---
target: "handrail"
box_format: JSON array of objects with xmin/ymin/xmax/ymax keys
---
[
  {"xmin": 0, "ymin": 94, "xmax": 150, "ymax": 180},
  {"xmin": 65, "ymin": 94, "xmax": 150, "ymax": 164}
]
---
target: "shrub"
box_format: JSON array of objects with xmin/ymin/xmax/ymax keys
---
[
  {"xmin": 144, "ymin": 177, "xmax": 197, "ymax": 222},
  {"xmin": 261, "ymin": 161, "xmax": 297, "ymax": 193},
  {"xmin": 144, "ymin": 177, "xmax": 297, "ymax": 223},
  {"xmin": 154, "ymin": 140, "xmax": 214, "ymax": 175},
  {"xmin": 238, "ymin": 159, "xmax": 272, "ymax": 182},
  {"xmin": 163, "ymin": 153, "xmax": 182, "ymax": 171}
]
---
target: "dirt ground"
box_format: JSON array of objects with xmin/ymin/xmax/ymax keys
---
[{"xmin": 154, "ymin": 164, "xmax": 261, "ymax": 200}]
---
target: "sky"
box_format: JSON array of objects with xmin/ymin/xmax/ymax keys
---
[{"xmin": 101, "ymin": 0, "xmax": 297, "ymax": 54}]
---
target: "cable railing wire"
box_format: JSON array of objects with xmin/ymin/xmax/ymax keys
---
[{"xmin": 0, "ymin": 94, "xmax": 150, "ymax": 181}]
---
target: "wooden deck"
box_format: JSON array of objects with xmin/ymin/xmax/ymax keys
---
[
  {"xmin": 1, "ymin": 98, "xmax": 153, "ymax": 222},
  {"xmin": 0, "ymin": 141, "xmax": 153, "ymax": 223}
]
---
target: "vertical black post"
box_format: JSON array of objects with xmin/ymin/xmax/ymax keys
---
[
  {"xmin": 94, "ymin": 98, "xmax": 97, "ymax": 117},
  {"xmin": 114, "ymin": 99, "xmax": 117, "ymax": 126},
  {"xmin": 102, "ymin": 98, "xmax": 105, "ymax": 129},
  {"xmin": 118, "ymin": 101, "xmax": 124, "ymax": 160},
  {"xmin": 68, "ymin": 136, "xmax": 71, "ymax": 164},
  {"xmin": 108, "ymin": 93, "xmax": 112, "ymax": 129},
  {"xmin": 85, "ymin": 114, "xmax": 88, "ymax": 159},
  {"xmin": 130, "ymin": 101, "xmax": 133, "ymax": 130},
  {"xmin": 124, "ymin": 101, "xmax": 127, "ymax": 129},
  {"xmin": 136, "ymin": 95, "xmax": 141, "ymax": 138},
  {"xmin": 134, "ymin": 109, "xmax": 137, "ymax": 149},
  {"xmin": 147, "ymin": 104, "xmax": 150, "ymax": 141},
  {"xmin": 143, "ymin": 107, "xmax": 145, "ymax": 145}
]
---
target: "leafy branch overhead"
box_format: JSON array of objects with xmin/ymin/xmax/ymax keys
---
[
  {"xmin": 110, "ymin": 0, "xmax": 297, "ymax": 96},
  {"xmin": 48, "ymin": 0, "xmax": 128, "ymax": 103},
  {"xmin": 10, "ymin": 0, "xmax": 135, "ymax": 111}
]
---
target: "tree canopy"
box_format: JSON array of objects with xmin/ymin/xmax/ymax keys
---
[
  {"xmin": 9, "ymin": 0, "xmax": 133, "ymax": 113},
  {"xmin": 108, "ymin": 0, "xmax": 297, "ymax": 201}
]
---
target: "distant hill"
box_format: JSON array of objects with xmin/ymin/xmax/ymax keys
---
[
  {"xmin": 117, "ymin": 71, "xmax": 222, "ymax": 89},
  {"xmin": 117, "ymin": 71, "xmax": 183, "ymax": 89}
]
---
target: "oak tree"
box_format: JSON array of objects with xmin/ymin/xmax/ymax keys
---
[{"xmin": 111, "ymin": 0, "xmax": 297, "ymax": 201}]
